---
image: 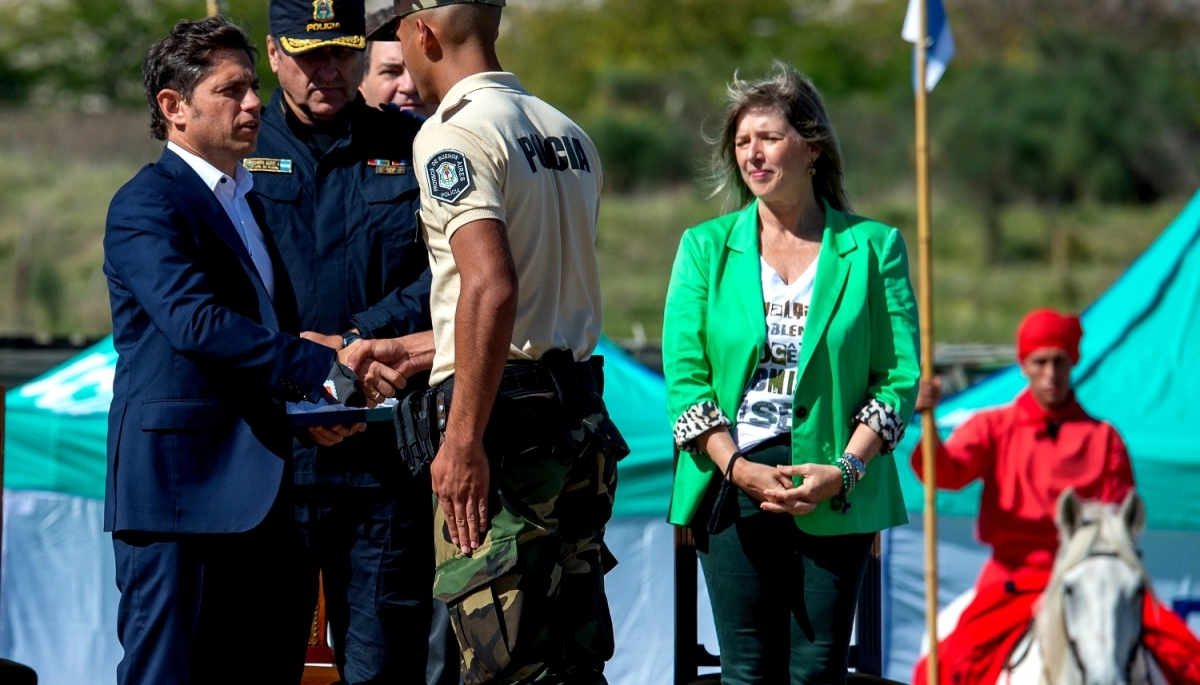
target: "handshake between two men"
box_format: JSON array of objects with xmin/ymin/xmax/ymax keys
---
[{"xmin": 303, "ymin": 330, "xmax": 436, "ymax": 446}]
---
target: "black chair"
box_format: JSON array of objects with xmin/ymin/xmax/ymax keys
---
[{"xmin": 0, "ymin": 658, "xmax": 37, "ymax": 685}]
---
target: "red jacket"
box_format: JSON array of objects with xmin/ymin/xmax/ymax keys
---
[
  {"xmin": 914, "ymin": 390, "xmax": 1133, "ymax": 565},
  {"xmin": 911, "ymin": 390, "xmax": 1200, "ymax": 685}
]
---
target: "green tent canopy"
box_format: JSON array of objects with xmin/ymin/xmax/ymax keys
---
[
  {"xmin": 2, "ymin": 336, "xmax": 678, "ymax": 516},
  {"xmin": 0, "ymin": 336, "xmax": 680, "ymax": 685},
  {"xmin": 898, "ymin": 189, "xmax": 1200, "ymax": 531},
  {"xmin": 5, "ymin": 340, "xmax": 115, "ymax": 500}
]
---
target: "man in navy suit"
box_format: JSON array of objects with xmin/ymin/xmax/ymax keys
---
[{"xmin": 103, "ymin": 17, "xmax": 398, "ymax": 684}]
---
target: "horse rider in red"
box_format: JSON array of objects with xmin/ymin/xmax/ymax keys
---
[{"xmin": 911, "ymin": 309, "xmax": 1200, "ymax": 685}]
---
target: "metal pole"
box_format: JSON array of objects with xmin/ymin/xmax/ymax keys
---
[
  {"xmin": 206, "ymin": 0, "xmax": 228, "ymax": 17},
  {"xmin": 914, "ymin": 0, "xmax": 940, "ymax": 682}
]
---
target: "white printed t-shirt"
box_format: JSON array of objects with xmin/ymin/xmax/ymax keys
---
[
  {"xmin": 734, "ymin": 255, "xmax": 819, "ymax": 451},
  {"xmin": 166, "ymin": 141, "xmax": 275, "ymax": 299}
]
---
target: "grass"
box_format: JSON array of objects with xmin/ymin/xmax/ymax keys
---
[
  {"xmin": 0, "ymin": 109, "xmax": 162, "ymax": 336},
  {"xmin": 0, "ymin": 108, "xmax": 1183, "ymax": 344},
  {"xmin": 596, "ymin": 188, "xmax": 724, "ymax": 342}
]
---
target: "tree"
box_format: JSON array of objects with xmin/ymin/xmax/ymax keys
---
[
  {"xmin": 496, "ymin": 0, "xmax": 910, "ymax": 190},
  {"xmin": 936, "ymin": 26, "xmax": 1200, "ymax": 269},
  {"xmin": 0, "ymin": 0, "xmax": 273, "ymax": 109}
]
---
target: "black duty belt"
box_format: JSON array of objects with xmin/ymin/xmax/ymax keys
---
[
  {"xmin": 481, "ymin": 357, "xmax": 602, "ymax": 397},
  {"xmin": 393, "ymin": 352, "xmax": 604, "ymax": 477}
]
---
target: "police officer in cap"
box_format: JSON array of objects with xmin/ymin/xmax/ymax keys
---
[
  {"xmin": 354, "ymin": 1, "xmax": 629, "ymax": 683},
  {"xmin": 253, "ymin": 1, "xmax": 432, "ymax": 682}
]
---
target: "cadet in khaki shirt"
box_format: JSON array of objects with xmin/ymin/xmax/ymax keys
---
[
  {"xmin": 416, "ymin": 72, "xmax": 604, "ymax": 386},
  {"xmin": 353, "ymin": 2, "xmax": 629, "ymax": 683}
]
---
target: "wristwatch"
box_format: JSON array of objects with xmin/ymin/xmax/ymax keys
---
[
  {"xmin": 842, "ymin": 453, "xmax": 867, "ymax": 481},
  {"xmin": 341, "ymin": 330, "xmax": 362, "ymax": 349}
]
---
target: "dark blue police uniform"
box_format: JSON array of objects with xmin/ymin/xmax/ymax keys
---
[{"xmin": 249, "ymin": 89, "xmax": 432, "ymax": 684}]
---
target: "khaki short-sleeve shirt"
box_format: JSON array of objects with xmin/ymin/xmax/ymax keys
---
[{"xmin": 413, "ymin": 72, "xmax": 604, "ymax": 386}]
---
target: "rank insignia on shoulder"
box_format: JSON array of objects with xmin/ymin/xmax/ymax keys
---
[
  {"xmin": 368, "ymin": 159, "xmax": 408, "ymax": 175},
  {"xmin": 243, "ymin": 158, "xmax": 293, "ymax": 174},
  {"xmin": 425, "ymin": 150, "xmax": 471, "ymax": 204}
]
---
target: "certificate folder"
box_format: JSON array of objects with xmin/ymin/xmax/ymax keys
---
[{"xmin": 286, "ymin": 398, "xmax": 397, "ymax": 427}]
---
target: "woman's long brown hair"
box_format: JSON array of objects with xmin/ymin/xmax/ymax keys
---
[{"xmin": 709, "ymin": 61, "xmax": 850, "ymax": 214}]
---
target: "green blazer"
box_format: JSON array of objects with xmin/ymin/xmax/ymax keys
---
[{"xmin": 663, "ymin": 200, "xmax": 920, "ymax": 535}]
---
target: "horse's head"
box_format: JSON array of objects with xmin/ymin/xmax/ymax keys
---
[{"xmin": 1039, "ymin": 489, "xmax": 1149, "ymax": 685}]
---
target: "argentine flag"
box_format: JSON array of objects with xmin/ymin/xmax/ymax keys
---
[{"xmin": 902, "ymin": 0, "xmax": 955, "ymax": 91}]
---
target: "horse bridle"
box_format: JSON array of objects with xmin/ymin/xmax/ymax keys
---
[
  {"xmin": 1061, "ymin": 551, "xmax": 1147, "ymax": 685},
  {"xmin": 1002, "ymin": 549, "xmax": 1147, "ymax": 684}
]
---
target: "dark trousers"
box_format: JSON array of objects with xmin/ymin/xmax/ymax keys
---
[
  {"xmin": 295, "ymin": 485, "xmax": 433, "ymax": 685},
  {"xmin": 695, "ymin": 437, "xmax": 875, "ymax": 685},
  {"xmin": 428, "ymin": 599, "xmax": 464, "ymax": 685},
  {"xmin": 112, "ymin": 495, "xmax": 309, "ymax": 685}
]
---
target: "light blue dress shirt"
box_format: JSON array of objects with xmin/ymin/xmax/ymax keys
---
[{"xmin": 167, "ymin": 141, "xmax": 275, "ymax": 300}]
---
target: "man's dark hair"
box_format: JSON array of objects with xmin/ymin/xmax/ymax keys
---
[{"xmin": 142, "ymin": 17, "xmax": 258, "ymax": 141}]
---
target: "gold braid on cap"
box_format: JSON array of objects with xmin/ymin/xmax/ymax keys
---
[{"xmin": 280, "ymin": 35, "xmax": 367, "ymax": 52}]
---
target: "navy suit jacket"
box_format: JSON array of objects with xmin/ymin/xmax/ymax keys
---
[{"xmin": 103, "ymin": 147, "xmax": 336, "ymax": 535}]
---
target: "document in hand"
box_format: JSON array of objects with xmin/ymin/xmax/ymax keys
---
[{"xmin": 286, "ymin": 397, "xmax": 398, "ymax": 427}]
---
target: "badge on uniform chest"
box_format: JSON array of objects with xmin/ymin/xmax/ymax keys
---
[
  {"xmin": 368, "ymin": 159, "xmax": 408, "ymax": 175},
  {"xmin": 242, "ymin": 158, "xmax": 293, "ymax": 174}
]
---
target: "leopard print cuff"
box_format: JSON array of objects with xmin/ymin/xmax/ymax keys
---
[
  {"xmin": 854, "ymin": 398, "xmax": 905, "ymax": 454},
  {"xmin": 673, "ymin": 401, "xmax": 732, "ymax": 455}
]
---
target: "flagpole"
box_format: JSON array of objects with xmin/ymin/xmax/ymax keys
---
[{"xmin": 914, "ymin": 0, "xmax": 940, "ymax": 681}]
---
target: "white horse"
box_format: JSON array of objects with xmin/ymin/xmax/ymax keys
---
[{"xmin": 924, "ymin": 490, "xmax": 1167, "ymax": 685}]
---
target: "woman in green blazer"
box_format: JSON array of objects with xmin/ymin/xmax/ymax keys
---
[{"xmin": 662, "ymin": 63, "xmax": 920, "ymax": 684}]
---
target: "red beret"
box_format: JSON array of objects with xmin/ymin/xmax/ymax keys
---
[{"xmin": 1017, "ymin": 309, "xmax": 1082, "ymax": 363}]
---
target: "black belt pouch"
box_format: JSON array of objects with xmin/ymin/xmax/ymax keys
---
[{"xmin": 392, "ymin": 385, "xmax": 447, "ymax": 477}]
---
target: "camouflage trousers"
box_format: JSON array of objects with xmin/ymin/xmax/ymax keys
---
[{"xmin": 433, "ymin": 384, "xmax": 628, "ymax": 685}]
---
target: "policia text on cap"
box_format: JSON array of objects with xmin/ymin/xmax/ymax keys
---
[{"xmin": 253, "ymin": 0, "xmax": 435, "ymax": 682}]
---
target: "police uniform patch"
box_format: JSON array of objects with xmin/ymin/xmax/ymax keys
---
[
  {"xmin": 425, "ymin": 150, "xmax": 471, "ymax": 203},
  {"xmin": 243, "ymin": 158, "xmax": 293, "ymax": 174}
]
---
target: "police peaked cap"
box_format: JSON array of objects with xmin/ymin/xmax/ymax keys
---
[
  {"xmin": 270, "ymin": 0, "xmax": 367, "ymax": 54},
  {"xmin": 367, "ymin": 0, "xmax": 505, "ymax": 41}
]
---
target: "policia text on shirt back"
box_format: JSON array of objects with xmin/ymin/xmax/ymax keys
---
[{"xmin": 404, "ymin": 67, "xmax": 628, "ymax": 685}]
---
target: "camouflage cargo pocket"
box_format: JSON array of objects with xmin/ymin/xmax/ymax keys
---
[
  {"xmin": 574, "ymin": 407, "xmax": 629, "ymax": 526},
  {"xmin": 592, "ymin": 412, "xmax": 629, "ymax": 487},
  {"xmin": 434, "ymin": 534, "xmax": 522, "ymax": 685},
  {"xmin": 578, "ymin": 394, "xmax": 630, "ymax": 484}
]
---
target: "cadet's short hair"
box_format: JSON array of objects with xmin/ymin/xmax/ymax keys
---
[
  {"xmin": 711, "ymin": 61, "xmax": 849, "ymax": 212},
  {"xmin": 142, "ymin": 17, "xmax": 258, "ymax": 141}
]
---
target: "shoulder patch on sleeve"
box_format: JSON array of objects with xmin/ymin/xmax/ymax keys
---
[{"xmin": 424, "ymin": 149, "xmax": 472, "ymax": 204}]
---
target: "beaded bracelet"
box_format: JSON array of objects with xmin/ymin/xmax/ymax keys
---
[
  {"xmin": 831, "ymin": 459, "xmax": 855, "ymax": 514},
  {"xmin": 841, "ymin": 456, "xmax": 859, "ymax": 492}
]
